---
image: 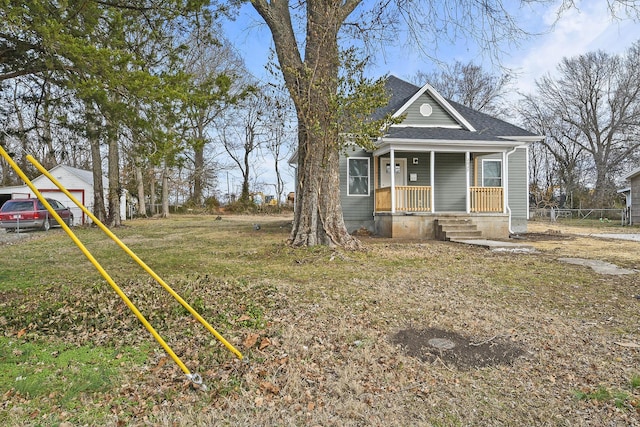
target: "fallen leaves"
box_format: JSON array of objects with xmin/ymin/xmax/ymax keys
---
[
  {"xmin": 259, "ymin": 381, "xmax": 280, "ymax": 395},
  {"xmin": 243, "ymin": 334, "xmax": 272, "ymax": 350},
  {"xmin": 243, "ymin": 333, "xmax": 259, "ymax": 349}
]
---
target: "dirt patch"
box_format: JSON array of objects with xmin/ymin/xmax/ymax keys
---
[
  {"xmin": 519, "ymin": 231, "xmax": 575, "ymax": 242},
  {"xmin": 391, "ymin": 327, "xmax": 526, "ymax": 370}
]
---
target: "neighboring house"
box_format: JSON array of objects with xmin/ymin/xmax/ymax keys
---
[
  {"xmin": 336, "ymin": 75, "xmax": 543, "ymax": 240},
  {"xmin": 621, "ymin": 167, "xmax": 640, "ymax": 225},
  {"xmin": 0, "ymin": 164, "xmax": 125, "ymax": 226}
]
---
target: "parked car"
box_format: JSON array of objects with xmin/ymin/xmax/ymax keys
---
[{"xmin": 0, "ymin": 198, "xmax": 73, "ymax": 232}]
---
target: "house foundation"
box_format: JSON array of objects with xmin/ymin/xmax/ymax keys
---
[{"xmin": 374, "ymin": 212, "xmax": 511, "ymax": 240}]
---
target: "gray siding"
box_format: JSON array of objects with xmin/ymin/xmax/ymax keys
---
[
  {"xmin": 507, "ymin": 148, "xmax": 528, "ymax": 223},
  {"xmin": 632, "ymin": 175, "xmax": 640, "ymax": 225},
  {"xmin": 406, "ymin": 154, "xmax": 432, "ymax": 185},
  {"xmin": 401, "ymin": 92, "xmax": 459, "ymax": 127},
  {"xmin": 340, "ymin": 149, "xmax": 374, "ymax": 231},
  {"xmin": 434, "ymin": 153, "xmax": 466, "ymax": 212}
]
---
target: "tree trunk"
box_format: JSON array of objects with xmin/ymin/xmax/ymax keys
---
[
  {"xmin": 193, "ymin": 139, "xmax": 205, "ymax": 206},
  {"xmin": 149, "ymin": 170, "xmax": 157, "ymax": 215},
  {"xmin": 161, "ymin": 160, "xmax": 170, "ymax": 218},
  {"xmin": 251, "ymin": 0, "xmax": 361, "ymax": 249},
  {"xmin": 290, "ymin": 132, "xmax": 357, "ymax": 248},
  {"xmin": 593, "ymin": 160, "xmax": 611, "ymax": 207},
  {"xmin": 135, "ymin": 161, "xmax": 147, "ymax": 217},
  {"xmin": 240, "ymin": 143, "xmax": 251, "ymax": 203},
  {"xmin": 41, "ymin": 98, "xmax": 56, "ymax": 169},
  {"xmin": 86, "ymin": 102, "xmax": 107, "ymax": 223},
  {"xmin": 107, "ymin": 124, "xmax": 121, "ymax": 226}
]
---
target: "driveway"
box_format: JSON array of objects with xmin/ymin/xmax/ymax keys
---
[{"xmin": 591, "ymin": 233, "xmax": 640, "ymax": 242}]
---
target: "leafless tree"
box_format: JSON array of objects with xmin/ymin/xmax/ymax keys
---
[
  {"xmin": 412, "ymin": 61, "xmax": 514, "ymax": 118},
  {"xmin": 519, "ymin": 96, "xmax": 590, "ymax": 208},
  {"xmin": 181, "ymin": 34, "xmax": 251, "ymax": 206},
  {"xmin": 261, "ymin": 88, "xmax": 295, "ymax": 205},
  {"xmin": 522, "ymin": 42, "xmax": 640, "ymax": 207},
  {"xmin": 217, "ymin": 91, "xmax": 268, "ymax": 203}
]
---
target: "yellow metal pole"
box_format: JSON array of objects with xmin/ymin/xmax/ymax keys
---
[
  {"xmin": 0, "ymin": 146, "xmax": 194, "ymax": 379},
  {"xmin": 27, "ymin": 155, "xmax": 243, "ymax": 360}
]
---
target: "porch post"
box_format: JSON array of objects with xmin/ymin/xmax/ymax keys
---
[
  {"xmin": 465, "ymin": 151, "xmax": 471, "ymax": 213},
  {"xmin": 373, "ymin": 155, "xmax": 378, "ymax": 214},
  {"xmin": 430, "ymin": 151, "xmax": 435, "ymax": 212},
  {"xmin": 502, "ymin": 150, "xmax": 507, "ymax": 214},
  {"xmin": 390, "ymin": 149, "xmax": 396, "ymax": 213}
]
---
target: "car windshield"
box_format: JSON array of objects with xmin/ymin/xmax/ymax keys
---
[{"xmin": 1, "ymin": 200, "xmax": 34, "ymax": 212}]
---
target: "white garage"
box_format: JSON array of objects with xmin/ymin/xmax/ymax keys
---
[{"xmin": 0, "ymin": 164, "xmax": 125, "ymax": 226}]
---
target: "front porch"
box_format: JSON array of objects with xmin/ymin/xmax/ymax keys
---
[{"xmin": 367, "ymin": 148, "xmax": 512, "ymax": 240}]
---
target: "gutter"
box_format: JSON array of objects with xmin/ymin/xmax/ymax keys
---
[{"xmin": 505, "ymin": 146, "xmax": 518, "ymax": 235}]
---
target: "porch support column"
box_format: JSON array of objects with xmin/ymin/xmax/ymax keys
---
[
  {"xmin": 465, "ymin": 151, "xmax": 471, "ymax": 213},
  {"xmin": 373, "ymin": 155, "xmax": 378, "ymax": 215},
  {"xmin": 390, "ymin": 149, "xmax": 396, "ymax": 213},
  {"xmin": 502, "ymin": 150, "xmax": 507, "ymax": 214},
  {"xmin": 430, "ymin": 151, "xmax": 435, "ymax": 212}
]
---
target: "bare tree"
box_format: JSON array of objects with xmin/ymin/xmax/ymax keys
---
[
  {"xmin": 262, "ymin": 89, "xmax": 295, "ymax": 205},
  {"xmin": 217, "ymin": 91, "xmax": 267, "ymax": 203},
  {"xmin": 181, "ymin": 34, "xmax": 251, "ymax": 206},
  {"xmin": 518, "ymin": 94, "xmax": 590, "ymax": 208},
  {"xmin": 523, "ymin": 42, "xmax": 640, "ymax": 207},
  {"xmin": 412, "ymin": 60, "xmax": 514, "ymax": 118}
]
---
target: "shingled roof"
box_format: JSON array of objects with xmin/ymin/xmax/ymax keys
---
[{"xmin": 378, "ymin": 75, "xmax": 537, "ymax": 142}]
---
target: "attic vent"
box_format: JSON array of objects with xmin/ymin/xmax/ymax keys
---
[{"xmin": 419, "ymin": 103, "xmax": 433, "ymax": 117}]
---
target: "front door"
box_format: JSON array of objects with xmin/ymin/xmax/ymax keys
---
[{"xmin": 380, "ymin": 158, "xmax": 407, "ymax": 188}]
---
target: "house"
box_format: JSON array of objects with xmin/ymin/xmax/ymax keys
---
[
  {"xmin": 338, "ymin": 75, "xmax": 543, "ymax": 240},
  {"xmin": 621, "ymin": 167, "xmax": 640, "ymax": 225},
  {"xmin": 0, "ymin": 164, "xmax": 125, "ymax": 226}
]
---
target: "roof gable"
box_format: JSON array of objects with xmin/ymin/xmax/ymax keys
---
[
  {"xmin": 392, "ymin": 81, "xmax": 476, "ymax": 131},
  {"xmin": 33, "ymin": 164, "xmax": 96, "ymax": 186}
]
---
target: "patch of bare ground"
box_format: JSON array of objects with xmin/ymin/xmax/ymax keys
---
[
  {"xmin": 391, "ymin": 327, "xmax": 525, "ymax": 369},
  {"xmin": 1, "ymin": 216, "xmax": 639, "ymax": 426}
]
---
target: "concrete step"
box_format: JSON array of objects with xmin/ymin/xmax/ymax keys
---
[
  {"xmin": 439, "ymin": 224, "xmax": 479, "ymax": 232},
  {"xmin": 435, "ymin": 218, "xmax": 482, "ymax": 241},
  {"xmin": 436, "ymin": 219, "xmax": 474, "ymax": 226},
  {"xmin": 442, "ymin": 230, "xmax": 483, "ymax": 240}
]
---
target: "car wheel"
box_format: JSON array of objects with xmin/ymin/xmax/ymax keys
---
[{"xmin": 42, "ymin": 217, "xmax": 51, "ymax": 231}]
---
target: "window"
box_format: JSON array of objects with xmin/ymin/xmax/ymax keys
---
[
  {"xmin": 347, "ymin": 157, "xmax": 370, "ymax": 196},
  {"xmin": 1, "ymin": 200, "xmax": 34, "ymax": 212},
  {"xmin": 482, "ymin": 159, "xmax": 502, "ymax": 187}
]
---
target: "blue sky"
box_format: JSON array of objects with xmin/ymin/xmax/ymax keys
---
[
  {"xmin": 220, "ymin": 0, "xmax": 640, "ymax": 197},
  {"xmin": 223, "ymin": 0, "xmax": 640, "ymax": 92}
]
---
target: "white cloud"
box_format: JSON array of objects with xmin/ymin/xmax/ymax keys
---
[{"xmin": 508, "ymin": 0, "xmax": 640, "ymax": 95}]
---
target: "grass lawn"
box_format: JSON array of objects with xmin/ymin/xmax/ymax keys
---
[{"xmin": 1, "ymin": 214, "xmax": 639, "ymax": 426}]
